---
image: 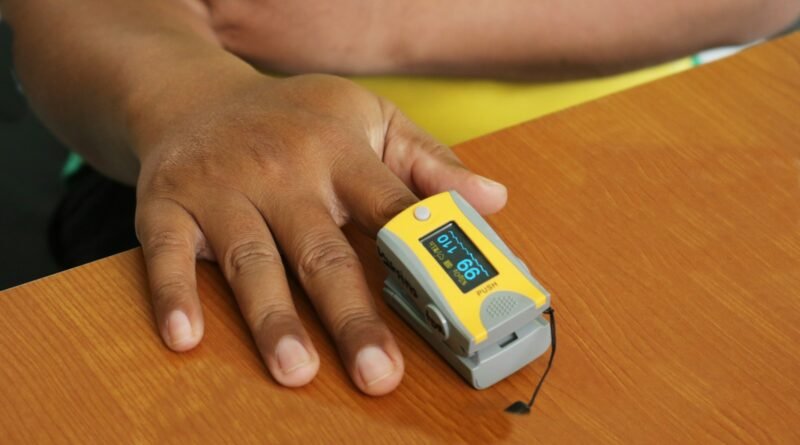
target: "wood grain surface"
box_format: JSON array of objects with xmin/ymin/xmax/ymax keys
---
[{"xmin": 2, "ymin": 32, "xmax": 799, "ymax": 444}]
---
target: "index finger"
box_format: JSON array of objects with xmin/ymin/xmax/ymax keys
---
[{"xmin": 334, "ymin": 154, "xmax": 418, "ymax": 236}]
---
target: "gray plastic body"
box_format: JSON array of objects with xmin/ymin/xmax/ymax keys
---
[
  {"xmin": 384, "ymin": 278, "xmax": 551, "ymax": 389},
  {"xmin": 377, "ymin": 191, "xmax": 552, "ymax": 389}
]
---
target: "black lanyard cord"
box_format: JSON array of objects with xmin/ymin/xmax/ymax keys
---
[{"xmin": 506, "ymin": 307, "xmax": 556, "ymax": 414}]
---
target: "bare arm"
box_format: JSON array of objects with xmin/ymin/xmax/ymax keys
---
[
  {"xmin": 0, "ymin": 0, "xmax": 507, "ymax": 396},
  {"xmin": 0, "ymin": 0, "xmax": 251, "ymax": 183},
  {"xmin": 394, "ymin": 0, "xmax": 800, "ymax": 79},
  {"xmin": 214, "ymin": 0, "xmax": 800, "ymax": 79}
]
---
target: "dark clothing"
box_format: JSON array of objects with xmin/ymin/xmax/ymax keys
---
[{"xmin": 49, "ymin": 165, "xmax": 138, "ymax": 269}]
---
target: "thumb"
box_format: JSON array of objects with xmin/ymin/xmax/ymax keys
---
[{"xmin": 383, "ymin": 108, "xmax": 507, "ymax": 215}]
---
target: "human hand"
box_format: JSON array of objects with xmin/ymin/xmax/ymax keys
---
[{"xmin": 134, "ymin": 73, "xmax": 507, "ymax": 395}]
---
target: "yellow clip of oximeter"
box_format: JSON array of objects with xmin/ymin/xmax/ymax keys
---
[{"xmin": 377, "ymin": 191, "xmax": 552, "ymax": 389}]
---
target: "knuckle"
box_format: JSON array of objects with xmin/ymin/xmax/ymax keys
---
[
  {"xmin": 152, "ymin": 278, "xmax": 193, "ymax": 304},
  {"xmin": 426, "ymin": 143, "xmax": 452, "ymax": 158},
  {"xmin": 253, "ymin": 301, "xmax": 297, "ymax": 334},
  {"xmin": 225, "ymin": 239, "xmax": 282, "ymax": 278},
  {"xmin": 296, "ymin": 234, "xmax": 359, "ymax": 282},
  {"xmin": 372, "ymin": 188, "xmax": 415, "ymax": 221},
  {"xmin": 424, "ymin": 142, "xmax": 462, "ymax": 167},
  {"xmin": 142, "ymin": 230, "xmax": 192, "ymax": 257},
  {"xmin": 145, "ymin": 171, "xmax": 182, "ymax": 196},
  {"xmin": 330, "ymin": 306, "xmax": 381, "ymax": 340}
]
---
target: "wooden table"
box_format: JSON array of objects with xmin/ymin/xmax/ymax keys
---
[{"xmin": 3, "ymin": 33, "xmax": 799, "ymax": 444}]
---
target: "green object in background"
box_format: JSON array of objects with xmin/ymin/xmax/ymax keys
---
[{"xmin": 61, "ymin": 152, "xmax": 83, "ymax": 178}]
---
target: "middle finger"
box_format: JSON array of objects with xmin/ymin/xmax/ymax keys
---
[{"xmin": 264, "ymin": 195, "xmax": 404, "ymax": 396}]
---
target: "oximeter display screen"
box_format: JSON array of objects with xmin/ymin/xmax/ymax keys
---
[{"xmin": 421, "ymin": 222, "xmax": 498, "ymax": 293}]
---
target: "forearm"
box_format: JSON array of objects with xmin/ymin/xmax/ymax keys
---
[
  {"xmin": 387, "ymin": 0, "xmax": 800, "ymax": 79},
  {"xmin": 0, "ymin": 0, "xmax": 257, "ymax": 183}
]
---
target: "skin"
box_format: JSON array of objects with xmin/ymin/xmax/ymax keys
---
[
  {"xmin": 209, "ymin": 0, "xmax": 800, "ymax": 79},
  {"xmin": 1, "ymin": 0, "xmax": 507, "ymax": 396},
  {"xmin": 1, "ymin": 0, "xmax": 797, "ymax": 395}
]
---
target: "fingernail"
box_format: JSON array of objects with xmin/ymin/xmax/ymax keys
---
[
  {"xmin": 356, "ymin": 346, "xmax": 395, "ymax": 386},
  {"xmin": 166, "ymin": 310, "xmax": 193, "ymax": 347},
  {"xmin": 478, "ymin": 175, "xmax": 506, "ymax": 191},
  {"xmin": 275, "ymin": 336, "xmax": 311, "ymax": 374}
]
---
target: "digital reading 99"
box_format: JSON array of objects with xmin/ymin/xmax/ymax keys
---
[
  {"xmin": 421, "ymin": 222, "xmax": 498, "ymax": 293},
  {"xmin": 378, "ymin": 191, "xmax": 556, "ymax": 414}
]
